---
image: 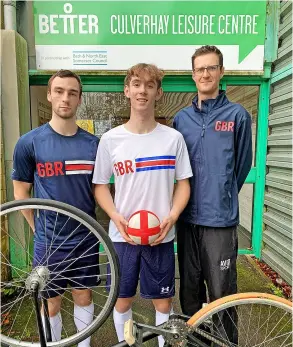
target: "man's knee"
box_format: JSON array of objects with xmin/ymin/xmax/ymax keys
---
[
  {"xmin": 44, "ymin": 296, "xmax": 62, "ymax": 317},
  {"xmin": 72, "ymin": 288, "xmax": 92, "ymax": 306},
  {"xmin": 115, "ymin": 297, "xmax": 134, "ymax": 313},
  {"xmin": 152, "ymin": 298, "xmax": 172, "ymax": 313}
]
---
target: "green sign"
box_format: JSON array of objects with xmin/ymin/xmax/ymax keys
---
[{"xmin": 34, "ymin": 1, "xmax": 266, "ymax": 70}]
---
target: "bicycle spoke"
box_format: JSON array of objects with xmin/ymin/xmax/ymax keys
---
[
  {"xmin": 253, "ymin": 309, "xmax": 290, "ymax": 347},
  {"xmin": 45, "ymin": 240, "xmax": 100, "ymax": 286},
  {"xmin": 37, "ymin": 214, "xmax": 70, "ymax": 267},
  {"xmin": 1, "ymin": 225, "xmax": 34, "ymax": 265},
  {"xmin": 281, "ymin": 340, "xmax": 293, "ymax": 347},
  {"xmin": 44, "ymin": 210, "xmax": 49, "ymax": 268},
  {"xmin": 49, "ymin": 236, "xmax": 99, "ymax": 275},
  {"xmin": 190, "ymin": 298, "xmax": 292, "ymax": 347},
  {"xmin": 1, "ymin": 255, "xmax": 31, "ymax": 279},
  {"xmin": 256, "ymin": 306, "xmax": 280, "ymax": 346},
  {"xmin": 238, "ymin": 303, "xmax": 253, "ymax": 345},
  {"xmin": 45, "ymin": 222, "xmax": 83, "ymax": 263},
  {"xmin": 253, "ymin": 331, "xmax": 292, "ymax": 347},
  {"xmin": 244, "ymin": 302, "xmax": 254, "ymax": 347},
  {"xmin": 254, "ymin": 302, "xmax": 263, "ymax": 345},
  {"xmin": 8, "ymin": 288, "xmax": 27, "ymax": 336},
  {"xmin": 45, "ymin": 283, "xmax": 108, "ymax": 311},
  {"xmin": 1, "ymin": 282, "xmax": 26, "ymax": 290},
  {"xmin": 1, "ymin": 199, "xmax": 119, "ymax": 347},
  {"xmin": 62, "ymin": 284, "xmax": 109, "ymax": 301},
  {"xmin": 20, "ymin": 297, "xmax": 35, "ymax": 341},
  {"xmin": 46, "ymin": 211, "xmax": 59, "ymax": 261},
  {"xmin": 46, "ymin": 273, "xmax": 109, "ymax": 301},
  {"xmin": 44, "ymin": 251, "xmax": 103, "ymax": 269},
  {"xmin": 38, "ymin": 292, "xmax": 92, "ymax": 328},
  {"xmin": 49, "ymin": 255, "xmax": 106, "ymax": 274},
  {"xmin": 215, "ymin": 311, "xmax": 233, "ymax": 346},
  {"xmin": 1, "ymin": 288, "xmax": 27, "ymax": 323}
]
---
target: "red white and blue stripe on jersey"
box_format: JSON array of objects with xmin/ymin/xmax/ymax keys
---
[
  {"xmin": 65, "ymin": 160, "xmax": 95, "ymax": 175},
  {"xmin": 135, "ymin": 156, "xmax": 176, "ymax": 172}
]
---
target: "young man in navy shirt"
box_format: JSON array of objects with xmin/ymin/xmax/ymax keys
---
[
  {"xmin": 12, "ymin": 70, "xmax": 99, "ymax": 347},
  {"xmin": 174, "ymin": 45, "xmax": 252, "ymax": 344}
]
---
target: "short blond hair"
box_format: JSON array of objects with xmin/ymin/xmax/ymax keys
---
[{"xmin": 124, "ymin": 63, "xmax": 164, "ymax": 89}]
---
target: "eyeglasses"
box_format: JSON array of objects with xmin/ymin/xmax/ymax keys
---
[{"xmin": 193, "ymin": 65, "xmax": 222, "ymax": 76}]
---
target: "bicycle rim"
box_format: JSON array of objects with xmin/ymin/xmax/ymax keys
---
[
  {"xmin": 186, "ymin": 292, "xmax": 292, "ymax": 347},
  {"xmin": 1, "ymin": 198, "xmax": 120, "ymax": 347}
]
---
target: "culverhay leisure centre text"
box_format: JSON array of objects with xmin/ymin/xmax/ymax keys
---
[{"xmin": 39, "ymin": 14, "xmax": 260, "ymax": 35}]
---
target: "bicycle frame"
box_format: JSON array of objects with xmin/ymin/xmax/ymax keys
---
[{"xmin": 111, "ymin": 314, "xmax": 212, "ymax": 347}]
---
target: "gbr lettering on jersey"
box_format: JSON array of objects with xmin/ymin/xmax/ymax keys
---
[
  {"xmin": 37, "ymin": 160, "xmax": 94, "ymax": 177},
  {"xmin": 114, "ymin": 155, "xmax": 176, "ymax": 177}
]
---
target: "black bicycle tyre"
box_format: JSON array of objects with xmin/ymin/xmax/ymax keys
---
[{"xmin": 1, "ymin": 198, "xmax": 120, "ymax": 347}]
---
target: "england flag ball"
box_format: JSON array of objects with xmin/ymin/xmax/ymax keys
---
[{"xmin": 127, "ymin": 210, "xmax": 161, "ymax": 245}]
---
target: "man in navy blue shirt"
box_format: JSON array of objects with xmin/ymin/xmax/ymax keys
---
[
  {"xmin": 12, "ymin": 70, "xmax": 99, "ymax": 347},
  {"xmin": 174, "ymin": 46, "xmax": 252, "ymax": 344}
]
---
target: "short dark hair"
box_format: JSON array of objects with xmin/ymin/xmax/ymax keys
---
[
  {"xmin": 191, "ymin": 45, "xmax": 223, "ymax": 71},
  {"xmin": 124, "ymin": 63, "xmax": 164, "ymax": 89},
  {"xmin": 48, "ymin": 70, "xmax": 82, "ymax": 97}
]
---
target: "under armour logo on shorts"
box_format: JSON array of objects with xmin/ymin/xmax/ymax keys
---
[
  {"xmin": 220, "ymin": 259, "xmax": 231, "ymax": 271},
  {"xmin": 161, "ymin": 286, "xmax": 170, "ymax": 294}
]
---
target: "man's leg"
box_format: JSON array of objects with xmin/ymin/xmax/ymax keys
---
[
  {"xmin": 114, "ymin": 297, "xmax": 135, "ymax": 342},
  {"xmin": 72, "ymin": 289, "xmax": 94, "ymax": 347},
  {"xmin": 140, "ymin": 241, "xmax": 175, "ymax": 347},
  {"xmin": 201, "ymin": 226, "xmax": 238, "ymax": 345},
  {"xmin": 152, "ymin": 298, "xmax": 173, "ymax": 347},
  {"xmin": 109, "ymin": 242, "xmax": 141, "ymax": 342},
  {"xmin": 41, "ymin": 296, "xmax": 62, "ymax": 341},
  {"xmin": 69, "ymin": 239, "xmax": 101, "ymax": 347},
  {"xmin": 177, "ymin": 220, "xmax": 207, "ymax": 316},
  {"xmin": 34, "ymin": 242, "xmax": 64, "ymax": 341}
]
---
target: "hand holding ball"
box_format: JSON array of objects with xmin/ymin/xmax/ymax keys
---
[{"xmin": 127, "ymin": 210, "xmax": 161, "ymax": 245}]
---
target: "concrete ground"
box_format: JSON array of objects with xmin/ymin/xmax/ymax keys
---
[{"xmin": 92, "ymin": 255, "xmax": 274, "ymax": 347}]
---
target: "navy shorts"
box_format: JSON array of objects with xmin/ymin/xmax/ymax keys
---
[
  {"xmin": 33, "ymin": 239, "xmax": 100, "ymax": 298},
  {"xmin": 107, "ymin": 241, "xmax": 175, "ymax": 299}
]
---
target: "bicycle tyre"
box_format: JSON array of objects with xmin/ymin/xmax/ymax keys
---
[
  {"xmin": 186, "ymin": 292, "xmax": 292, "ymax": 347},
  {"xmin": 1, "ymin": 198, "xmax": 120, "ymax": 347}
]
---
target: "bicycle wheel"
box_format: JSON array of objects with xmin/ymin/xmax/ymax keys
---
[
  {"xmin": 185, "ymin": 292, "xmax": 292, "ymax": 347},
  {"xmin": 1, "ymin": 198, "xmax": 120, "ymax": 347}
]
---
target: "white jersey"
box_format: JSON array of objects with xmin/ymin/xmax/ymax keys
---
[{"xmin": 93, "ymin": 123, "xmax": 193, "ymax": 242}]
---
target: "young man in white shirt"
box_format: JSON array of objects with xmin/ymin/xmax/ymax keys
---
[{"xmin": 93, "ymin": 63, "xmax": 192, "ymax": 346}]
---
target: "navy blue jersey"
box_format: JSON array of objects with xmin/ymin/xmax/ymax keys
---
[{"xmin": 12, "ymin": 123, "xmax": 99, "ymax": 248}]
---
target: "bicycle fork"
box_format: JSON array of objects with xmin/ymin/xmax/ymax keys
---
[{"xmin": 26, "ymin": 266, "xmax": 52, "ymax": 347}]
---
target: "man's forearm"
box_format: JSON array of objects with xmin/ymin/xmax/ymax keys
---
[
  {"xmin": 13, "ymin": 181, "xmax": 35, "ymax": 231},
  {"xmin": 94, "ymin": 184, "xmax": 117, "ymax": 218}
]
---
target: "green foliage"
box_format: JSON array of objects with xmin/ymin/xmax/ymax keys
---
[
  {"xmin": 267, "ymin": 284, "xmax": 284, "ymax": 298},
  {"xmin": 1, "ymin": 287, "xmax": 18, "ymax": 296},
  {"xmin": 1, "ymin": 282, "xmax": 24, "ymax": 297}
]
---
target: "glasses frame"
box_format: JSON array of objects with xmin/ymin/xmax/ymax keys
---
[{"xmin": 193, "ymin": 65, "xmax": 223, "ymax": 76}]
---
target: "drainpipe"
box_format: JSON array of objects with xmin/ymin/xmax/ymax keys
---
[{"xmin": 3, "ymin": 1, "xmax": 16, "ymax": 30}]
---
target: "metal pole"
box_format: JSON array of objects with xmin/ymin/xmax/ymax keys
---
[
  {"xmin": 3, "ymin": 1, "xmax": 16, "ymax": 30},
  {"xmin": 42, "ymin": 297, "xmax": 52, "ymax": 342},
  {"xmin": 32, "ymin": 283, "xmax": 47, "ymax": 347}
]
